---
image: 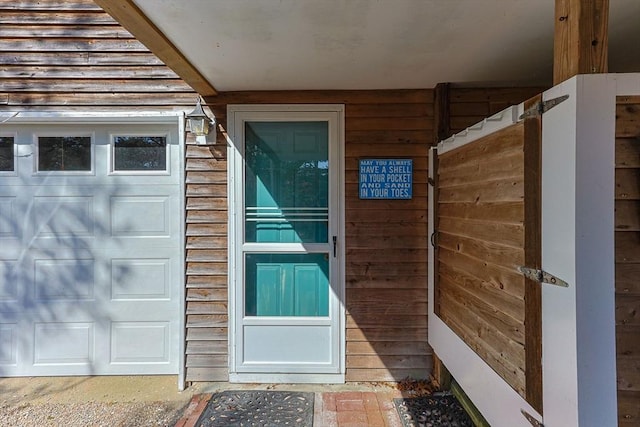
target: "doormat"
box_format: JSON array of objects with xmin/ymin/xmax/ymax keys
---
[
  {"xmin": 394, "ymin": 392, "xmax": 473, "ymax": 427},
  {"xmin": 195, "ymin": 390, "xmax": 314, "ymax": 427}
]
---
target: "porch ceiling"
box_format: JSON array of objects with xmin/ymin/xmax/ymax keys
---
[{"xmin": 129, "ymin": 0, "xmax": 640, "ymax": 92}]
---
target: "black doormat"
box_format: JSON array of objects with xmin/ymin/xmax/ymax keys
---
[
  {"xmin": 195, "ymin": 390, "xmax": 314, "ymax": 427},
  {"xmin": 394, "ymin": 392, "xmax": 473, "ymax": 427}
]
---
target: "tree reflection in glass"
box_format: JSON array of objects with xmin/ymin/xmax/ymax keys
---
[
  {"xmin": 38, "ymin": 136, "xmax": 91, "ymax": 171},
  {"xmin": 113, "ymin": 136, "xmax": 167, "ymax": 171},
  {"xmin": 0, "ymin": 136, "xmax": 14, "ymax": 171}
]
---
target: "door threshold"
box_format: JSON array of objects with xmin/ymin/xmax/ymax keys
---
[{"xmin": 229, "ymin": 373, "xmax": 345, "ymax": 384}]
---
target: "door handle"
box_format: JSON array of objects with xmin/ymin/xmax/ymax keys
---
[{"xmin": 332, "ymin": 236, "xmax": 337, "ymax": 257}]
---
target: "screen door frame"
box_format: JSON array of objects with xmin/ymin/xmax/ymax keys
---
[{"xmin": 227, "ymin": 104, "xmax": 345, "ymax": 383}]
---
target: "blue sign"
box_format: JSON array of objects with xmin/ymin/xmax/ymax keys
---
[{"xmin": 359, "ymin": 159, "xmax": 413, "ymax": 199}]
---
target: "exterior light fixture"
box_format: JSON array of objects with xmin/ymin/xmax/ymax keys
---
[{"xmin": 186, "ymin": 97, "xmax": 215, "ymax": 136}]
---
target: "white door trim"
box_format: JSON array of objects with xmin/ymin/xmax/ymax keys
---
[{"xmin": 226, "ymin": 104, "xmax": 345, "ymax": 383}]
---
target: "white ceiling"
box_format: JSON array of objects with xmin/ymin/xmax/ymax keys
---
[{"xmin": 133, "ymin": 0, "xmax": 640, "ymax": 91}]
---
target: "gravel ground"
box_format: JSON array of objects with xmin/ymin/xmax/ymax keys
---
[
  {"xmin": 0, "ymin": 376, "xmax": 198, "ymax": 427},
  {"xmin": 0, "ymin": 401, "xmax": 185, "ymax": 427}
]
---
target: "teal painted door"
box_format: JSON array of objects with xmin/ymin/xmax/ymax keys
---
[
  {"xmin": 244, "ymin": 121, "xmax": 329, "ymax": 318},
  {"xmin": 230, "ymin": 108, "xmax": 343, "ymax": 381},
  {"xmin": 245, "ymin": 253, "xmax": 329, "ymax": 317}
]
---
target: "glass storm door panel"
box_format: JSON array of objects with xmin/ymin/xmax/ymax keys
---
[
  {"xmin": 244, "ymin": 121, "xmax": 329, "ymax": 318},
  {"xmin": 230, "ymin": 108, "xmax": 343, "ymax": 381}
]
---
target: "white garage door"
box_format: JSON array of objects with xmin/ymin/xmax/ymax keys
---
[{"xmin": 0, "ymin": 118, "xmax": 182, "ymax": 376}]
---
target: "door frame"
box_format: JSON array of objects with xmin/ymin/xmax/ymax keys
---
[{"xmin": 226, "ymin": 104, "xmax": 346, "ymax": 383}]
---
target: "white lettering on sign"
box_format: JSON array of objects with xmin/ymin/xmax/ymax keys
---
[
  {"xmin": 361, "ymin": 166, "xmax": 379, "ymax": 173},
  {"xmin": 358, "ymin": 159, "xmax": 413, "ymax": 199}
]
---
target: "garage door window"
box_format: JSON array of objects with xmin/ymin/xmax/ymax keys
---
[
  {"xmin": 112, "ymin": 135, "xmax": 168, "ymax": 173},
  {"xmin": 37, "ymin": 135, "xmax": 92, "ymax": 172},
  {"xmin": 0, "ymin": 135, "xmax": 14, "ymax": 171}
]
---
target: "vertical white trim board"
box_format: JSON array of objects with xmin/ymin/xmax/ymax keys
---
[
  {"xmin": 541, "ymin": 74, "xmax": 618, "ymax": 427},
  {"xmin": 177, "ymin": 113, "xmax": 187, "ymax": 391}
]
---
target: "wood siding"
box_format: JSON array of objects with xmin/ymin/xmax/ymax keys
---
[
  {"xmin": 188, "ymin": 88, "xmax": 551, "ymax": 383},
  {"xmin": 344, "ymin": 92, "xmax": 432, "ymax": 382},
  {"xmin": 615, "ymin": 96, "xmax": 640, "ymax": 426},
  {"xmin": 189, "ymin": 90, "xmax": 434, "ymax": 382},
  {"xmin": 0, "ymin": 0, "xmax": 195, "ymax": 111},
  {"xmin": 436, "ymin": 124, "xmax": 528, "ymax": 398},
  {"xmin": 435, "ymin": 86, "xmax": 547, "ymax": 142},
  {"xmin": 184, "ymin": 131, "xmax": 228, "ymax": 382}
]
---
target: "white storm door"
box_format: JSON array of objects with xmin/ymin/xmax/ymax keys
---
[{"xmin": 228, "ymin": 106, "xmax": 344, "ymax": 382}]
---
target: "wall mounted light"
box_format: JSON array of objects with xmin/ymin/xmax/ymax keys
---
[{"xmin": 186, "ymin": 97, "xmax": 215, "ymax": 136}]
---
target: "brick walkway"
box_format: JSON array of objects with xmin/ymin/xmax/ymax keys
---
[{"xmin": 176, "ymin": 390, "xmax": 405, "ymax": 427}]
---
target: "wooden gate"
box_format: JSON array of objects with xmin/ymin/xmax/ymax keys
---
[
  {"xmin": 431, "ymin": 96, "xmax": 543, "ymax": 413},
  {"xmin": 429, "ymin": 74, "xmax": 632, "ymax": 427}
]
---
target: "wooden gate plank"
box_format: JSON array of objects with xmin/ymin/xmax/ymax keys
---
[{"xmin": 523, "ymin": 94, "xmax": 543, "ymax": 413}]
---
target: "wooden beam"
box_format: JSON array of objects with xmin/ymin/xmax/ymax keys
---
[
  {"xmin": 434, "ymin": 83, "xmax": 451, "ymax": 144},
  {"xmin": 94, "ymin": 0, "xmax": 217, "ymax": 96},
  {"xmin": 554, "ymin": 0, "xmax": 609, "ymax": 85}
]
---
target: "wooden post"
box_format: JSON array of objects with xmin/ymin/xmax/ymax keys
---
[
  {"xmin": 433, "ymin": 83, "xmax": 451, "ymax": 144},
  {"xmin": 432, "ymin": 353, "xmax": 452, "ymax": 390},
  {"xmin": 554, "ymin": 0, "xmax": 609, "ymax": 85}
]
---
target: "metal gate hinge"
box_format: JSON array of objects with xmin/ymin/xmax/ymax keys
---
[
  {"xmin": 519, "ymin": 94, "xmax": 569, "ymax": 120},
  {"xmin": 518, "ymin": 266, "xmax": 569, "ymax": 287},
  {"xmin": 521, "ymin": 409, "xmax": 544, "ymax": 427}
]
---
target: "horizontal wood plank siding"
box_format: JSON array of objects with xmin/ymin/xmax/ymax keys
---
[
  {"xmin": 615, "ymin": 96, "xmax": 640, "ymax": 425},
  {"xmin": 442, "ymin": 87, "xmax": 547, "ymax": 139},
  {"xmin": 202, "ymin": 90, "xmax": 433, "ymax": 382},
  {"xmin": 0, "ymin": 1, "xmax": 103, "ymax": 10},
  {"xmin": 192, "ymin": 88, "xmax": 548, "ymax": 382},
  {"xmin": 184, "ymin": 127, "xmax": 228, "ymax": 382},
  {"xmin": 437, "ymin": 123, "xmax": 527, "ymax": 398},
  {"xmin": 344, "ymin": 91, "xmax": 432, "ymax": 381},
  {"xmin": 183, "ymin": 88, "xmax": 228, "ymax": 381},
  {"xmin": 0, "ymin": 0, "xmax": 195, "ymax": 112}
]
